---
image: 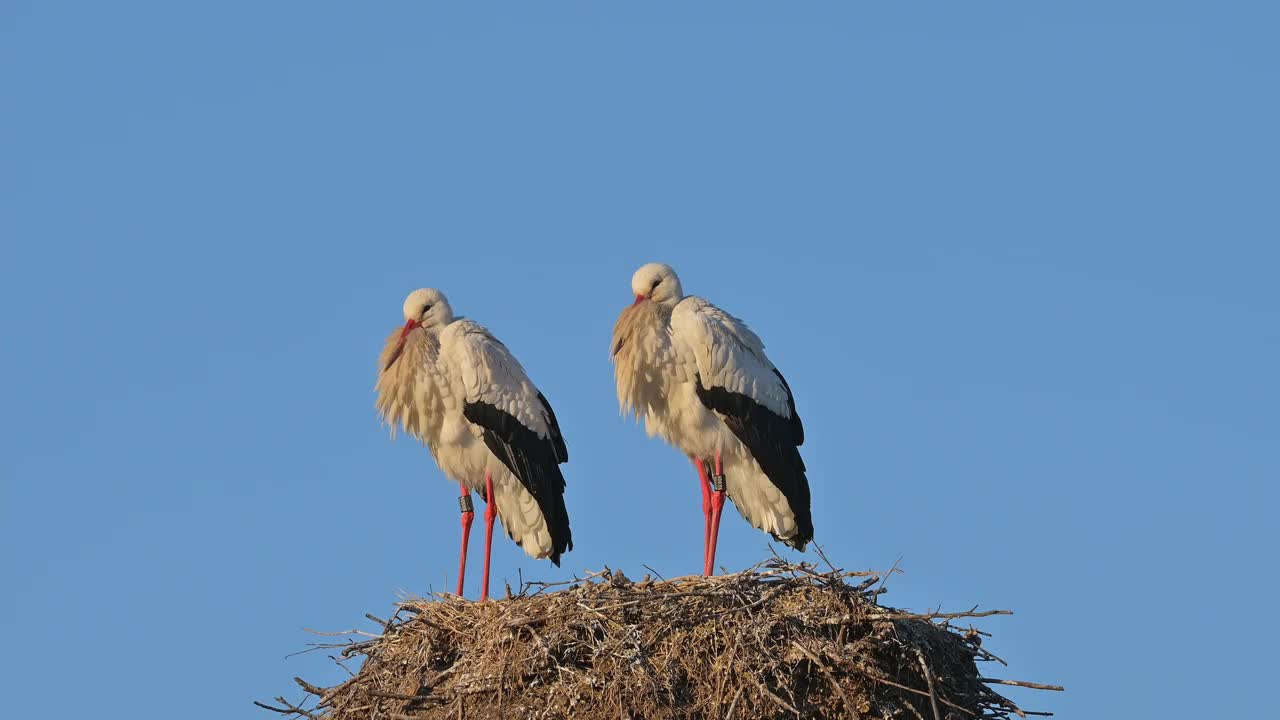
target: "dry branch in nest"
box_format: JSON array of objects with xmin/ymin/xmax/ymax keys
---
[{"xmin": 260, "ymin": 554, "xmax": 1061, "ymax": 719}]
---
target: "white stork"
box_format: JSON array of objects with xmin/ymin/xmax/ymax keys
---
[
  {"xmin": 611, "ymin": 263, "xmax": 812, "ymax": 575},
  {"xmin": 375, "ymin": 289, "xmax": 572, "ymax": 600}
]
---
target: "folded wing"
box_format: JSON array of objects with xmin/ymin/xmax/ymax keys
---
[
  {"xmin": 671, "ymin": 298, "xmax": 812, "ymax": 547},
  {"xmin": 442, "ymin": 321, "xmax": 572, "ymax": 563}
]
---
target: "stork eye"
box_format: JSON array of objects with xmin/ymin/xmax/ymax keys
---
[
  {"xmin": 650, "ymin": 278, "xmax": 661, "ymax": 292},
  {"xmin": 421, "ymin": 304, "xmax": 432, "ymax": 315}
]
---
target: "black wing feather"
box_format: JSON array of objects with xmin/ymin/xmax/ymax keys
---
[
  {"xmin": 694, "ymin": 373, "xmax": 813, "ymax": 550},
  {"xmin": 772, "ymin": 368, "xmax": 804, "ymax": 446},
  {"xmin": 462, "ymin": 401, "xmax": 573, "ymax": 564},
  {"xmin": 537, "ymin": 391, "xmax": 569, "ymax": 463}
]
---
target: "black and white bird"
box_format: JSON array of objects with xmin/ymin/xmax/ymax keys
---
[
  {"xmin": 610, "ymin": 263, "xmax": 812, "ymax": 575},
  {"xmin": 376, "ymin": 289, "xmax": 572, "ymax": 599}
]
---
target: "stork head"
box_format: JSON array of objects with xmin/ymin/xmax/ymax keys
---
[
  {"xmin": 383, "ymin": 288, "xmax": 453, "ymax": 372},
  {"xmin": 403, "ymin": 288, "xmax": 453, "ymax": 329},
  {"xmin": 630, "ymin": 262, "xmax": 683, "ymax": 307}
]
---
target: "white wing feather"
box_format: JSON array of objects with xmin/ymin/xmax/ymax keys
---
[
  {"xmin": 439, "ymin": 320, "xmax": 552, "ymax": 438},
  {"xmin": 669, "ymin": 297, "xmax": 792, "ymax": 419}
]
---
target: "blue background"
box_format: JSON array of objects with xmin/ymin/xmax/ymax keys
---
[{"xmin": 3, "ymin": 2, "xmax": 1276, "ymax": 718}]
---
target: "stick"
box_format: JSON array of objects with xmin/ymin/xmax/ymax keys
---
[
  {"xmin": 292, "ymin": 677, "xmax": 326, "ymax": 697},
  {"xmin": 792, "ymin": 642, "xmax": 859, "ymax": 718},
  {"xmin": 253, "ymin": 697, "xmax": 321, "ymax": 719},
  {"xmin": 368, "ymin": 690, "xmax": 432, "ymax": 701},
  {"xmin": 874, "ymin": 557, "xmax": 903, "ymax": 600},
  {"xmin": 302, "ymin": 627, "xmax": 382, "ymax": 638},
  {"xmin": 752, "ymin": 677, "xmax": 800, "ymax": 716},
  {"xmin": 980, "ymin": 678, "xmax": 1065, "ymax": 692},
  {"xmin": 866, "ymin": 608, "xmax": 1012, "ymax": 622},
  {"xmin": 916, "ymin": 651, "xmax": 942, "ymax": 720},
  {"xmin": 861, "ymin": 674, "xmax": 976, "ymax": 717}
]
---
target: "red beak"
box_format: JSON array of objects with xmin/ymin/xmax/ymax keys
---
[
  {"xmin": 383, "ymin": 319, "xmax": 419, "ymax": 371},
  {"xmin": 633, "ymin": 294, "xmax": 646, "ymax": 306}
]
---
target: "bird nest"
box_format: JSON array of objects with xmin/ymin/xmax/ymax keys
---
[{"xmin": 260, "ymin": 555, "xmax": 1060, "ymax": 719}]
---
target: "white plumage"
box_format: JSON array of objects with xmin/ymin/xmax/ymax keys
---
[
  {"xmin": 444, "ymin": 321, "xmax": 555, "ymax": 441},
  {"xmin": 670, "ymin": 298, "xmax": 794, "ymax": 420},
  {"xmin": 376, "ymin": 289, "xmax": 572, "ymax": 576},
  {"xmin": 611, "ymin": 263, "xmax": 812, "ymax": 565}
]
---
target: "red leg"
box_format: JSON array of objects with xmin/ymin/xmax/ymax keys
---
[
  {"xmin": 706, "ymin": 449, "xmax": 727, "ymax": 576},
  {"xmin": 692, "ymin": 457, "xmax": 713, "ymax": 572},
  {"xmin": 481, "ymin": 471, "xmax": 497, "ymax": 602},
  {"xmin": 457, "ymin": 484, "xmax": 475, "ymax": 597}
]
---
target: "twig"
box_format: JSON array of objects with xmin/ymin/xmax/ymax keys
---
[
  {"xmin": 339, "ymin": 639, "xmax": 380, "ymax": 657},
  {"xmin": 916, "ymin": 651, "xmax": 942, "ymax": 720},
  {"xmin": 753, "ymin": 678, "xmax": 801, "ymax": 716},
  {"xmin": 874, "ymin": 557, "xmax": 903, "ymax": 601},
  {"xmin": 973, "ymin": 645, "xmax": 1009, "ymax": 667},
  {"xmin": 367, "ymin": 690, "xmax": 418, "ymax": 700},
  {"xmin": 851, "ymin": 576, "xmax": 881, "ymax": 594},
  {"xmin": 253, "ymin": 696, "xmax": 321, "ymax": 719},
  {"xmin": 867, "ymin": 608, "xmax": 1012, "ymax": 622},
  {"xmin": 293, "ymin": 677, "xmax": 326, "ymax": 697},
  {"xmin": 902, "ymin": 699, "xmax": 927, "ymax": 720},
  {"xmin": 712, "ymin": 585, "xmax": 785, "ymax": 617},
  {"xmin": 980, "ymin": 678, "xmax": 1065, "ymax": 692},
  {"xmin": 303, "ymin": 627, "xmax": 382, "ymax": 638},
  {"xmin": 328, "ymin": 655, "xmax": 357, "ymax": 677},
  {"xmin": 366, "ymin": 612, "xmax": 400, "ymax": 635},
  {"xmin": 792, "ymin": 641, "xmax": 859, "ymax": 718},
  {"xmin": 725, "ymin": 686, "xmax": 745, "ymax": 719},
  {"xmin": 859, "ymin": 673, "xmax": 976, "ymax": 717},
  {"xmin": 812, "ymin": 542, "xmax": 840, "ymax": 573}
]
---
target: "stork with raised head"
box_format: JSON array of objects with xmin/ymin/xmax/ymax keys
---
[
  {"xmin": 611, "ymin": 263, "xmax": 812, "ymax": 575},
  {"xmin": 376, "ymin": 289, "xmax": 572, "ymax": 600}
]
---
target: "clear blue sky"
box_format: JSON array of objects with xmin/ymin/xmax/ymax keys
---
[{"xmin": 2, "ymin": 2, "xmax": 1276, "ymax": 717}]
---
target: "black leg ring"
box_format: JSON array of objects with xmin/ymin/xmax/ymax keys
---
[{"xmin": 459, "ymin": 495, "xmax": 474, "ymax": 514}]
